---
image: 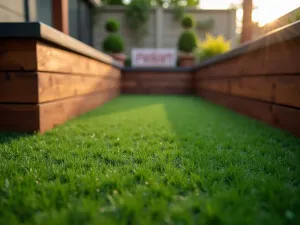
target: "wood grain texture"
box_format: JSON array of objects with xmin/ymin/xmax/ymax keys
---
[
  {"xmin": 0, "ymin": 39, "xmax": 37, "ymax": 71},
  {"xmin": 38, "ymin": 73, "xmax": 120, "ymax": 103},
  {"xmin": 197, "ymin": 79, "xmax": 230, "ymax": 93},
  {"xmin": 0, "ymin": 72, "xmax": 38, "ymax": 103},
  {"xmin": 0, "ymin": 72, "xmax": 120, "ymax": 103},
  {"xmin": 274, "ymin": 76, "xmax": 300, "ymax": 108},
  {"xmin": 230, "ymin": 76, "xmax": 273, "ymax": 102},
  {"xmin": 0, "ymin": 104, "xmax": 39, "ymax": 132},
  {"xmin": 39, "ymin": 89, "xmax": 119, "ymax": 133},
  {"xmin": 122, "ymin": 72, "xmax": 191, "ymax": 82},
  {"xmin": 36, "ymin": 41, "xmax": 120, "ymax": 77},
  {"xmin": 273, "ymin": 105, "xmax": 300, "ymax": 137},
  {"xmin": 122, "ymin": 71, "xmax": 192, "ymax": 94},
  {"xmin": 196, "ymin": 38, "xmax": 300, "ymax": 78}
]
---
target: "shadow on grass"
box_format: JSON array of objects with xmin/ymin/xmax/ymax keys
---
[{"xmin": 0, "ymin": 132, "xmax": 32, "ymax": 145}]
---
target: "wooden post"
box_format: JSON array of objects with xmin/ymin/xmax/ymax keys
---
[
  {"xmin": 52, "ymin": 0, "xmax": 69, "ymax": 34},
  {"xmin": 241, "ymin": 0, "xmax": 252, "ymax": 43}
]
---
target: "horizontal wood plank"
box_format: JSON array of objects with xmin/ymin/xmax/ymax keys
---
[
  {"xmin": 122, "ymin": 71, "xmax": 192, "ymax": 94},
  {"xmin": 197, "ymin": 79, "xmax": 229, "ymax": 93},
  {"xmin": 39, "ymin": 89, "xmax": 119, "ymax": 133},
  {"xmin": 0, "ymin": 39, "xmax": 37, "ymax": 50},
  {"xmin": 0, "ymin": 72, "xmax": 38, "ymax": 103},
  {"xmin": 196, "ymin": 39, "xmax": 300, "ymax": 78},
  {"xmin": 273, "ymin": 105, "xmax": 300, "ymax": 137},
  {"xmin": 123, "ymin": 72, "xmax": 191, "ymax": 81},
  {"xmin": 0, "ymin": 104, "xmax": 39, "ymax": 132},
  {"xmin": 0, "ymin": 72, "xmax": 120, "ymax": 103},
  {"xmin": 0, "ymin": 40, "xmax": 37, "ymax": 71},
  {"xmin": 274, "ymin": 76, "xmax": 300, "ymax": 108},
  {"xmin": 38, "ymin": 73, "xmax": 120, "ymax": 103},
  {"xmin": 36, "ymin": 41, "xmax": 120, "ymax": 77},
  {"xmin": 230, "ymin": 76, "xmax": 273, "ymax": 102}
]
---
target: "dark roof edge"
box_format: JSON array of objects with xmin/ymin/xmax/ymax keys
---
[
  {"xmin": 192, "ymin": 20, "xmax": 300, "ymax": 71},
  {"xmin": 0, "ymin": 22, "xmax": 122, "ymax": 69}
]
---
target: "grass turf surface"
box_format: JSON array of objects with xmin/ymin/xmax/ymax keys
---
[{"xmin": 0, "ymin": 95, "xmax": 300, "ymax": 225}]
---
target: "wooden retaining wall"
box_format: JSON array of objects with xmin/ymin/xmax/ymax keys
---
[
  {"xmin": 0, "ymin": 23, "xmax": 121, "ymax": 133},
  {"xmin": 1, "ymin": 22, "xmax": 300, "ymax": 137},
  {"xmin": 122, "ymin": 68, "xmax": 193, "ymax": 95},
  {"xmin": 194, "ymin": 22, "xmax": 300, "ymax": 137}
]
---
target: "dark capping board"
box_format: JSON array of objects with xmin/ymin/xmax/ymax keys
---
[
  {"xmin": 0, "ymin": 22, "xmax": 122, "ymax": 69},
  {"xmin": 192, "ymin": 20, "xmax": 300, "ymax": 71},
  {"xmin": 122, "ymin": 67, "xmax": 193, "ymax": 73}
]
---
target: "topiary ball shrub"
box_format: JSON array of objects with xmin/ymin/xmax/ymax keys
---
[
  {"xmin": 181, "ymin": 15, "xmax": 195, "ymax": 29},
  {"xmin": 102, "ymin": 34, "xmax": 124, "ymax": 53},
  {"xmin": 197, "ymin": 33, "xmax": 231, "ymax": 61},
  {"xmin": 177, "ymin": 30, "xmax": 197, "ymax": 53},
  {"xmin": 105, "ymin": 19, "xmax": 120, "ymax": 33}
]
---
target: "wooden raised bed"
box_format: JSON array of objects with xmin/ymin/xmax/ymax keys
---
[
  {"xmin": 0, "ymin": 22, "xmax": 121, "ymax": 133},
  {"xmin": 194, "ymin": 21, "xmax": 300, "ymax": 137},
  {"xmin": 122, "ymin": 68, "xmax": 193, "ymax": 95},
  {"xmin": 1, "ymin": 21, "xmax": 300, "ymax": 137}
]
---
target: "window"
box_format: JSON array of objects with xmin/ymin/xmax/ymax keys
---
[
  {"xmin": 69, "ymin": 0, "xmax": 79, "ymax": 39},
  {"xmin": 35, "ymin": 0, "xmax": 93, "ymax": 46},
  {"xmin": 36, "ymin": 0, "xmax": 52, "ymax": 26},
  {"xmin": 78, "ymin": 0, "xmax": 93, "ymax": 45},
  {"xmin": 68, "ymin": 0, "xmax": 93, "ymax": 46}
]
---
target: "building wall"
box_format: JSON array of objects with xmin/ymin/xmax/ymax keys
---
[
  {"xmin": 0, "ymin": 0, "xmax": 26, "ymax": 22},
  {"xmin": 94, "ymin": 6, "xmax": 237, "ymax": 55}
]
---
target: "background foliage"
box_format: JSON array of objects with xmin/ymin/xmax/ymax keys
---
[
  {"xmin": 197, "ymin": 33, "xmax": 231, "ymax": 61},
  {"xmin": 103, "ymin": 0, "xmax": 199, "ymax": 7},
  {"xmin": 125, "ymin": 0, "xmax": 152, "ymax": 45}
]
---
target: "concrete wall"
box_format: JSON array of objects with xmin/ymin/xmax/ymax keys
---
[{"xmin": 93, "ymin": 6, "xmax": 237, "ymax": 55}]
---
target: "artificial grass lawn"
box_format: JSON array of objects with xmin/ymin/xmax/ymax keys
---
[{"xmin": 0, "ymin": 95, "xmax": 300, "ymax": 225}]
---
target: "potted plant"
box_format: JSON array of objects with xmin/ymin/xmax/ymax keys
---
[
  {"xmin": 102, "ymin": 19, "xmax": 126, "ymax": 65},
  {"xmin": 177, "ymin": 15, "xmax": 198, "ymax": 67}
]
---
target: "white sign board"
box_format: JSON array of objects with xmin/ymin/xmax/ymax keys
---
[{"xmin": 131, "ymin": 48, "xmax": 177, "ymax": 67}]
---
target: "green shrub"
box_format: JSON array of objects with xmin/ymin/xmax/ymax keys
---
[
  {"xmin": 172, "ymin": 6, "xmax": 185, "ymax": 21},
  {"xmin": 102, "ymin": 34, "xmax": 124, "ymax": 53},
  {"xmin": 177, "ymin": 30, "xmax": 198, "ymax": 53},
  {"xmin": 125, "ymin": 0, "xmax": 151, "ymax": 44},
  {"xmin": 181, "ymin": 15, "xmax": 195, "ymax": 29},
  {"xmin": 125, "ymin": 57, "xmax": 131, "ymax": 67},
  {"xmin": 105, "ymin": 19, "xmax": 120, "ymax": 33},
  {"xmin": 103, "ymin": 0, "xmax": 124, "ymax": 5},
  {"xmin": 197, "ymin": 33, "xmax": 231, "ymax": 61}
]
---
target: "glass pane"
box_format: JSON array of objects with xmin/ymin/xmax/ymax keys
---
[
  {"xmin": 79, "ymin": 0, "xmax": 92, "ymax": 45},
  {"xmin": 69, "ymin": 0, "xmax": 79, "ymax": 39},
  {"xmin": 36, "ymin": 0, "xmax": 52, "ymax": 26}
]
